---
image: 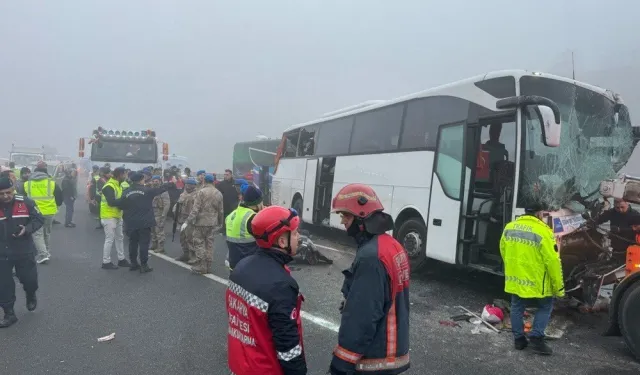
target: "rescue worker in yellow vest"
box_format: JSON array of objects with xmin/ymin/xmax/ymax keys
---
[
  {"xmin": 225, "ymin": 185, "xmax": 263, "ymax": 272},
  {"xmin": 25, "ymin": 162, "xmax": 63, "ymax": 264},
  {"xmin": 9, "ymin": 162, "xmax": 20, "ymax": 180},
  {"xmin": 500, "ymin": 201, "xmax": 564, "ymax": 356},
  {"xmin": 100, "ymin": 167, "xmax": 131, "ymax": 270}
]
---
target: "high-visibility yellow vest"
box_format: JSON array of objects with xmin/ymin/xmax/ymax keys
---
[
  {"xmin": 121, "ymin": 181, "xmax": 130, "ymax": 190},
  {"xmin": 100, "ymin": 178, "xmax": 122, "ymax": 219},
  {"xmin": 225, "ymin": 205, "xmax": 256, "ymax": 243},
  {"xmin": 25, "ymin": 179, "xmax": 57, "ymax": 216},
  {"xmin": 12, "ymin": 168, "xmax": 21, "ymax": 178}
]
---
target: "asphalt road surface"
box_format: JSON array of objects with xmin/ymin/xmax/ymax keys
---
[{"xmin": 1, "ymin": 202, "xmax": 639, "ymax": 375}]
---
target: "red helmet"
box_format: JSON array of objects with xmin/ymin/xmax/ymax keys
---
[
  {"xmin": 332, "ymin": 183, "xmax": 384, "ymax": 219},
  {"xmin": 250, "ymin": 205, "xmax": 300, "ymax": 248}
]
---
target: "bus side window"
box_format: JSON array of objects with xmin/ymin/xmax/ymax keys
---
[
  {"xmin": 298, "ymin": 126, "xmax": 317, "ymax": 157},
  {"xmin": 283, "ymin": 130, "xmax": 300, "ymax": 158}
]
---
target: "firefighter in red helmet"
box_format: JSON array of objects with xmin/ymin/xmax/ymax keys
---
[
  {"xmin": 226, "ymin": 205, "xmax": 307, "ymax": 375},
  {"xmin": 329, "ymin": 184, "xmax": 410, "ymax": 375}
]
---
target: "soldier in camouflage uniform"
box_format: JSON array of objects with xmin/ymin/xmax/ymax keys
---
[
  {"xmin": 150, "ymin": 176, "xmax": 170, "ymax": 253},
  {"xmin": 195, "ymin": 170, "xmax": 206, "ymax": 191},
  {"xmin": 183, "ymin": 174, "xmax": 224, "ymax": 274},
  {"xmin": 174, "ymin": 178, "xmax": 197, "ymax": 263}
]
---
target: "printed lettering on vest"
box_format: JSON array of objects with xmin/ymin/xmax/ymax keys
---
[
  {"xmin": 227, "ymin": 282, "xmax": 264, "ymax": 348},
  {"xmin": 393, "ymin": 251, "xmax": 410, "ymax": 287}
]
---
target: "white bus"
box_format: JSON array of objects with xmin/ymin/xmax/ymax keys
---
[{"xmin": 271, "ymin": 70, "xmax": 636, "ymax": 274}]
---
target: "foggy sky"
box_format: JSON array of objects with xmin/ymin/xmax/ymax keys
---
[{"xmin": 1, "ymin": 0, "xmax": 638, "ymax": 171}]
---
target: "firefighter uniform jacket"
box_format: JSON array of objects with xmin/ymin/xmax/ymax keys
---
[
  {"xmin": 226, "ymin": 249, "xmax": 307, "ymax": 375},
  {"xmin": 332, "ymin": 233, "xmax": 410, "ymax": 374},
  {"xmin": 0, "ymin": 195, "xmax": 45, "ymax": 259}
]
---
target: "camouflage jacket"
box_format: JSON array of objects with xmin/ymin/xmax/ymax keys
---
[
  {"xmin": 176, "ymin": 190, "xmax": 195, "ymax": 225},
  {"xmin": 152, "ymin": 191, "xmax": 170, "ymax": 218},
  {"xmin": 186, "ymin": 184, "xmax": 224, "ymax": 227}
]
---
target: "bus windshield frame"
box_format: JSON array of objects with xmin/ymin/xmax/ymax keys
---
[
  {"xmin": 518, "ymin": 75, "xmax": 634, "ymax": 210},
  {"xmin": 90, "ymin": 139, "xmax": 158, "ymax": 164}
]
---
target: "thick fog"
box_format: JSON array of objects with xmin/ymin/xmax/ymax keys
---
[{"xmin": 1, "ymin": 0, "xmax": 638, "ymax": 171}]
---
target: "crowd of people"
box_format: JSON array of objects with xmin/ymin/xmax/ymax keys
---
[{"xmin": 2, "ymin": 157, "xmax": 638, "ymax": 373}]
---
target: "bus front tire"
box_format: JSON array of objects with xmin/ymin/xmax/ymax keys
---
[
  {"xmin": 395, "ymin": 218, "xmax": 428, "ymax": 273},
  {"xmin": 292, "ymin": 197, "xmax": 303, "ymax": 219},
  {"xmin": 618, "ymin": 279, "xmax": 640, "ymax": 360}
]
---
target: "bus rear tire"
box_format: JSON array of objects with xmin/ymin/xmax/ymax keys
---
[
  {"xmin": 618, "ymin": 280, "xmax": 640, "ymax": 359},
  {"xmin": 395, "ymin": 218, "xmax": 428, "ymax": 273}
]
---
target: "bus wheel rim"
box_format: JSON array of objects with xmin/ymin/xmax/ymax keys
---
[{"xmin": 403, "ymin": 232, "xmax": 422, "ymax": 257}]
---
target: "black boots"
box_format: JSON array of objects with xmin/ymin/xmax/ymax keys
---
[
  {"xmin": 529, "ymin": 337, "xmax": 553, "ymax": 355},
  {"xmin": 514, "ymin": 336, "xmax": 528, "ymax": 350},
  {"xmin": 129, "ymin": 263, "xmax": 141, "ymax": 271},
  {"xmin": 0, "ymin": 308, "xmax": 18, "ymax": 328},
  {"xmin": 26, "ymin": 294, "xmax": 37, "ymax": 312},
  {"xmin": 140, "ymin": 264, "xmax": 153, "ymax": 273}
]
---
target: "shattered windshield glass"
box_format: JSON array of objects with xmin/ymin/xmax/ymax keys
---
[{"xmin": 518, "ymin": 76, "xmax": 634, "ymax": 210}]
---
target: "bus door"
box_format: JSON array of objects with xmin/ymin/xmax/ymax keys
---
[
  {"xmin": 425, "ymin": 122, "xmax": 466, "ymax": 264},
  {"xmin": 302, "ymin": 158, "xmax": 319, "ymax": 224},
  {"xmin": 461, "ymin": 113, "xmax": 517, "ymax": 272}
]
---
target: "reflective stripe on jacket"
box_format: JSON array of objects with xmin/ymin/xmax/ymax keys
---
[
  {"xmin": 100, "ymin": 178, "xmax": 122, "ymax": 219},
  {"xmin": 25, "ymin": 179, "xmax": 57, "ymax": 215},
  {"xmin": 227, "ymin": 250, "xmax": 306, "ymax": 375},
  {"xmin": 225, "ymin": 205, "xmax": 259, "ymax": 269},
  {"xmin": 500, "ymin": 214, "xmax": 565, "ymax": 298},
  {"xmin": 332, "ymin": 233, "xmax": 411, "ymax": 374}
]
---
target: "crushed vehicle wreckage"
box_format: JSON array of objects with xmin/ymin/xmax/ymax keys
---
[{"xmin": 549, "ymin": 174, "xmax": 640, "ymax": 359}]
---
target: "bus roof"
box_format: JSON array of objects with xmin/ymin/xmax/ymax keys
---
[{"xmin": 283, "ymin": 69, "xmax": 620, "ymax": 132}]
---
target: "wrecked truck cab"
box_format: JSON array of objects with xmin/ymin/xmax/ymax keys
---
[{"xmin": 553, "ymin": 175, "xmax": 640, "ymax": 360}]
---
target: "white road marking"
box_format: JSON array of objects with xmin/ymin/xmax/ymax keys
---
[
  {"xmin": 149, "ymin": 251, "xmax": 340, "ymax": 333},
  {"xmin": 314, "ymin": 244, "xmax": 353, "ymax": 255}
]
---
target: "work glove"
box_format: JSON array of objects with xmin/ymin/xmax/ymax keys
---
[{"xmin": 180, "ymin": 223, "xmax": 188, "ymax": 232}]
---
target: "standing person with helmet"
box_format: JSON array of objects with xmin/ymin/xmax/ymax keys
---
[
  {"xmin": 100, "ymin": 167, "xmax": 130, "ymax": 270},
  {"xmin": 25, "ymin": 161, "xmax": 63, "ymax": 264},
  {"xmin": 226, "ymin": 205, "xmax": 307, "ymax": 375},
  {"xmin": 0, "ymin": 177, "xmax": 44, "ymax": 328},
  {"xmin": 182, "ymin": 174, "xmax": 223, "ymax": 274},
  {"xmin": 329, "ymin": 184, "xmax": 411, "ymax": 375},
  {"xmin": 500, "ymin": 201, "xmax": 564, "ymax": 355},
  {"xmin": 195, "ymin": 170, "xmax": 206, "ymax": 190},
  {"xmin": 118, "ymin": 172, "xmax": 174, "ymax": 273},
  {"xmin": 225, "ymin": 185, "xmax": 264, "ymax": 272},
  {"xmin": 174, "ymin": 177, "xmax": 197, "ymax": 263},
  {"xmin": 149, "ymin": 175, "xmax": 170, "ymax": 254}
]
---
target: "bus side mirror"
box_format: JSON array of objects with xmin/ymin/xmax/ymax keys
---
[
  {"xmin": 535, "ymin": 105, "xmax": 561, "ymax": 147},
  {"xmin": 496, "ymin": 95, "xmax": 562, "ymax": 148}
]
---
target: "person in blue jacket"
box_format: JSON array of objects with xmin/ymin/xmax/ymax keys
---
[{"xmin": 117, "ymin": 172, "xmax": 174, "ymax": 273}]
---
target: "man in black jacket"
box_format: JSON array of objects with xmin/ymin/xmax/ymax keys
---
[
  {"xmin": 0, "ymin": 177, "xmax": 45, "ymax": 328},
  {"xmin": 216, "ymin": 169, "xmax": 240, "ymax": 232},
  {"xmin": 118, "ymin": 172, "xmax": 174, "ymax": 273},
  {"xmin": 61, "ymin": 169, "xmax": 77, "ymax": 228}
]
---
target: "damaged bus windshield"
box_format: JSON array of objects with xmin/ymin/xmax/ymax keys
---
[{"xmin": 519, "ymin": 76, "xmax": 634, "ymax": 209}]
